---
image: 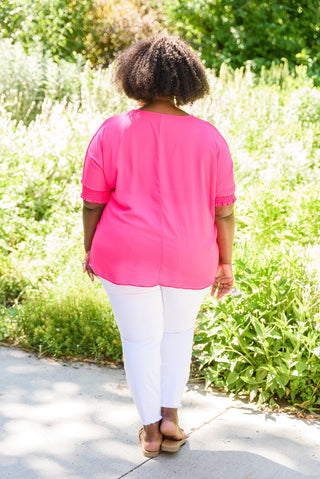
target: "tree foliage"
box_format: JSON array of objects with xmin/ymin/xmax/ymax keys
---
[
  {"xmin": 1, "ymin": 0, "xmax": 319, "ymax": 73},
  {"xmin": 165, "ymin": 0, "xmax": 320, "ymax": 74},
  {"xmin": 0, "ymin": 0, "xmax": 164, "ymax": 66},
  {"xmin": 85, "ymin": 0, "xmax": 164, "ymax": 67},
  {"xmin": 0, "ymin": 0, "xmax": 93, "ymax": 60}
]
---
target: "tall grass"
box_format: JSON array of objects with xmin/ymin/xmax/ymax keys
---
[
  {"xmin": 0, "ymin": 39, "xmax": 84, "ymax": 124},
  {"xmin": 0, "ymin": 40, "xmax": 319, "ymax": 410}
]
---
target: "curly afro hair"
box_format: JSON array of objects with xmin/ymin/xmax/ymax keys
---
[{"xmin": 114, "ymin": 35, "xmax": 209, "ymax": 106}]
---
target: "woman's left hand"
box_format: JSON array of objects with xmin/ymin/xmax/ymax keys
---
[
  {"xmin": 211, "ymin": 263, "xmax": 233, "ymax": 299},
  {"xmin": 83, "ymin": 250, "xmax": 95, "ymax": 282}
]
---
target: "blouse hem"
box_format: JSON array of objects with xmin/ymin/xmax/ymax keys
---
[{"xmin": 94, "ymin": 271, "xmax": 213, "ymax": 291}]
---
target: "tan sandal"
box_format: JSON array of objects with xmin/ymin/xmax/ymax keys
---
[
  {"xmin": 138, "ymin": 427, "xmax": 161, "ymax": 458},
  {"xmin": 161, "ymin": 427, "xmax": 188, "ymax": 453}
]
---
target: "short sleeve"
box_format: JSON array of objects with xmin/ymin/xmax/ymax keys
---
[
  {"xmin": 81, "ymin": 123, "xmax": 111, "ymax": 204},
  {"xmin": 215, "ymin": 135, "xmax": 236, "ymax": 207}
]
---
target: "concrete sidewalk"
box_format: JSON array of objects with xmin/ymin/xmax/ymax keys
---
[{"xmin": 0, "ymin": 346, "xmax": 319, "ymax": 479}]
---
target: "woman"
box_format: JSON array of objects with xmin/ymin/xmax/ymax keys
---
[{"xmin": 81, "ymin": 35, "xmax": 236, "ymax": 457}]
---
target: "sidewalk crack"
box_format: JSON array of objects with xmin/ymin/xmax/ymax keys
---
[
  {"xmin": 189, "ymin": 406, "xmax": 234, "ymax": 434},
  {"xmin": 117, "ymin": 458, "xmax": 151, "ymax": 478}
]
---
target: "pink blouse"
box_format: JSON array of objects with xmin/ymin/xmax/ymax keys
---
[{"xmin": 81, "ymin": 109, "xmax": 236, "ymax": 289}]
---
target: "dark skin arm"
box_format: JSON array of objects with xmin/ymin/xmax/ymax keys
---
[
  {"xmin": 211, "ymin": 204, "xmax": 235, "ymax": 299},
  {"xmin": 82, "ymin": 200, "xmax": 107, "ymax": 281}
]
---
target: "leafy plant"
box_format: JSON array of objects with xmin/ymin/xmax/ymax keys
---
[
  {"xmin": 0, "ymin": 0, "xmax": 93, "ymax": 61},
  {"xmin": 85, "ymin": 0, "xmax": 164, "ymax": 67},
  {"xmin": 0, "ymin": 0, "xmax": 165, "ymax": 67},
  {"xmin": 195, "ymin": 251, "xmax": 320, "ymax": 411},
  {"xmin": 164, "ymin": 0, "xmax": 320, "ymax": 80},
  {"xmin": 13, "ymin": 281, "xmax": 122, "ymax": 361}
]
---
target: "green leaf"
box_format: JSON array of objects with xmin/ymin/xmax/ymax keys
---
[
  {"xmin": 295, "ymin": 361, "xmax": 308, "ymax": 374},
  {"xmin": 250, "ymin": 388, "xmax": 258, "ymax": 402},
  {"xmin": 226, "ymin": 370, "xmax": 238, "ymax": 386}
]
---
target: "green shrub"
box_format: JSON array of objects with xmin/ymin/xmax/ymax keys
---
[
  {"xmin": 0, "ymin": 257, "xmax": 29, "ymax": 307},
  {"xmin": 0, "ymin": 0, "xmax": 93, "ymax": 61},
  {"xmin": 195, "ymin": 250, "xmax": 320, "ymax": 411},
  {"xmin": 0, "ymin": 0, "xmax": 165, "ymax": 68},
  {"xmin": 85, "ymin": 0, "xmax": 164, "ymax": 67},
  {"xmin": 12, "ymin": 280, "xmax": 122, "ymax": 361},
  {"xmin": 165, "ymin": 0, "xmax": 320, "ymax": 81}
]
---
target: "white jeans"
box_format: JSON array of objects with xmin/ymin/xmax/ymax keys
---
[{"xmin": 100, "ymin": 278, "xmax": 209, "ymax": 425}]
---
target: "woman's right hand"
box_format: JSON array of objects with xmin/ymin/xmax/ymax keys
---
[
  {"xmin": 82, "ymin": 250, "xmax": 95, "ymax": 282},
  {"xmin": 211, "ymin": 263, "xmax": 233, "ymax": 300}
]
